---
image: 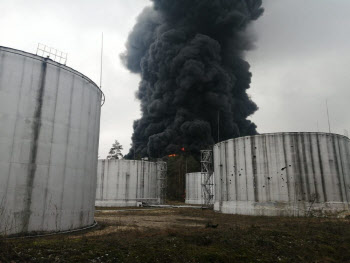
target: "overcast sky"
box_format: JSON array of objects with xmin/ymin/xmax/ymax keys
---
[{"xmin": 1, "ymin": 0, "xmax": 349, "ymax": 157}]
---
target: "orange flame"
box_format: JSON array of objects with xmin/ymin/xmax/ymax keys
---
[{"xmin": 168, "ymin": 154, "xmax": 177, "ymax": 157}]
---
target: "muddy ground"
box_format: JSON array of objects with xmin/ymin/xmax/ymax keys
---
[{"xmin": 1, "ymin": 207, "xmax": 350, "ymax": 262}]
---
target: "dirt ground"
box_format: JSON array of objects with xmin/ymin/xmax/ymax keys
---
[
  {"xmin": 1, "ymin": 207, "xmax": 350, "ymax": 262},
  {"xmin": 92, "ymin": 207, "xmax": 208, "ymax": 234}
]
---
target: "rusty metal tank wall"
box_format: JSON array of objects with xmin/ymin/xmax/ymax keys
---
[
  {"xmin": 185, "ymin": 173, "xmax": 203, "ymax": 205},
  {"xmin": 213, "ymin": 133, "xmax": 350, "ymax": 216},
  {"xmin": 96, "ymin": 159, "xmax": 162, "ymax": 207},
  {"xmin": 0, "ymin": 47, "xmax": 102, "ymax": 236}
]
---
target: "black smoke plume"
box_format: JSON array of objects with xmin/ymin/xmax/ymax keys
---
[{"xmin": 122, "ymin": 0, "xmax": 264, "ymax": 158}]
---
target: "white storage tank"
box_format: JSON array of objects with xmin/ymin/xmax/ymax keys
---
[
  {"xmin": 185, "ymin": 172, "xmax": 215, "ymax": 205},
  {"xmin": 0, "ymin": 46, "xmax": 102, "ymax": 236},
  {"xmin": 96, "ymin": 159, "xmax": 165, "ymax": 207},
  {"xmin": 214, "ymin": 132, "xmax": 350, "ymax": 216},
  {"xmin": 185, "ymin": 173, "xmax": 203, "ymax": 205}
]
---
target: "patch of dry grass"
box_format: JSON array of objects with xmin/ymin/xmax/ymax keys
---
[{"xmin": 1, "ymin": 207, "xmax": 350, "ymax": 262}]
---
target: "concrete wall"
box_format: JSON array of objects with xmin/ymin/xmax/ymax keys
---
[
  {"xmin": 185, "ymin": 173, "xmax": 203, "ymax": 205},
  {"xmin": 214, "ymin": 133, "xmax": 350, "ymax": 216},
  {"xmin": 0, "ymin": 47, "xmax": 102, "ymax": 236},
  {"xmin": 96, "ymin": 159, "xmax": 162, "ymax": 207}
]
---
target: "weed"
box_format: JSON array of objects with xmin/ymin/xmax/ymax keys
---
[{"xmin": 1, "ymin": 208, "xmax": 350, "ymax": 262}]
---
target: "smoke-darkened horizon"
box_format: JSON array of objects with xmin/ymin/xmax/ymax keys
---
[{"xmin": 122, "ymin": 0, "xmax": 264, "ymax": 158}]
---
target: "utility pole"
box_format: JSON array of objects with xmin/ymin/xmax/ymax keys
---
[
  {"xmin": 326, "ymin": 99, "xmax": 331, "ymax": 133},
  {"xmin": 100, "ymin": 32, "xmax": 104, "ymax": 89},
  {"xmin": 134, "ymin": 144, "xmax": 136, "ymax": 160},
  {"xmin": 217, "ymin": 110, "xmax": 220, "ymax": 143}
]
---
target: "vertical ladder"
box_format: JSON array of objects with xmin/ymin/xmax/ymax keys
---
[{"xmin": 201, "ymin": 150, "xmax": 214, "ymax": 208}]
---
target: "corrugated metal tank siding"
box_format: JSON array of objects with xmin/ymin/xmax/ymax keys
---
[
  {"xmin": 95, "ymin": 159, "xmax": 161, "ymax": 207},
  {"xmin": 185, "ymin": 173, "xmax": 203, "ymax": 205},
  {"xmin": 0, "ymin": 47, "xmax": 102, "ymax": 236},
  {"xmin": 214, "ymin": 133, "xmax": 350, "ymax": 216}
]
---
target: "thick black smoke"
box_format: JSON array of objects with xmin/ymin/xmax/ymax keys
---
[{"xmin": 122, "ymin": 0, "xmax": 264, "ymax": 158}]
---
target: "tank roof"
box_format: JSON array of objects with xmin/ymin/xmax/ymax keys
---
[
  {"xmin": 0, "ymin": 46, "xmax": 102, "ymax": 96},
  {"xmin": 214, "ymin": 132, "xmax": 350, "ymax": 147}
]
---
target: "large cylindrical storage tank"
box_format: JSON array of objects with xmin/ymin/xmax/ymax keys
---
[
  {"xmin": 96, "ymin": 159, "xmax": 164, "ymax": 207},
  {"xmin": 0, "ymin": 47, "xmax": 102, "ymax": 236},
  {"xmin": 185, "ymin": 173, "xmax": 203, "ymax": 205},
  {"xmin": 185, "ymin": 172, "xmax": 214, "ymax": 205},
  {"xmin": 214, "ymin": 133, "xmax": 350, "ymax": 216}
]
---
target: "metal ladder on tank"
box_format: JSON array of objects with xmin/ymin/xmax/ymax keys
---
[{"xmin": 201, "ymin": 150, "xmax": 214, "ymax": 208}]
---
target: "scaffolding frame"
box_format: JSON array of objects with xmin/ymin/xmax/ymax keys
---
[
  {"xmin": 157, "ymin": 160, "xmax": 167, "ymax": 204},
  {"xmin": 201, "ymin": 150, "xmax": 214, "ymax": 208}
]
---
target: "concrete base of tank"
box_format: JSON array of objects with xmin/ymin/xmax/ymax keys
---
[
  {"xmin": 214, "ymin": 201, "xmax": 350, "ymax": 217},
  {"xmin": 185, "ymin": 199, "xmax": 204, "ymax": 205},
  {"xmin": 0, "ymin": 195, "xmax": 97, "ymax": 237}
]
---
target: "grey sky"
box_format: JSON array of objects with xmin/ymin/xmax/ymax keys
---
[
  {"xmin": 248, "ymin": 0, "xmax": 350, "ymax": 136},
  {"xmin": 1, "ymin": 0, "xmax": 349, "ymax": 157}
]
